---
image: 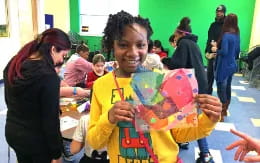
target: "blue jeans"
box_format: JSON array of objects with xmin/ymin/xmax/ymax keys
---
[
  {"xmin": 196, "ymin": 109, "xmax": 210, "ymax": 153},
  {"xmin": 197, "ymin": 138, "xmax": 209, "ymax": 153},
  {"xmin": 216, "ymin": 75, "xmax": 233, "ymax": 103}
]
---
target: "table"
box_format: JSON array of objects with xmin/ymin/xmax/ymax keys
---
[
  {"xmin": 60, "ymin": 110, "xmax": 82, "ymax": 140},
  {"xmin": 60, "ymin": 97, "xmax": 89, "ymax": 140}
]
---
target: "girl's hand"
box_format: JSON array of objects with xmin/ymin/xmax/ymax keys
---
[
  {"xmin": 195, "ymin": 94, "xmax": 222, "ymax": 122},
  {"xmin": 51, "ymin": 157, "xmax": 62, "ymax": 163},
  {"xmin": 211, "ymin": 46, "xmax": 218, "ymax": 53},
  {"xmin": 211, "ymin": 40, "xmax": 217, "ymax": 47},
  {"xmin": 108, "ymin": 101, "xmax": 135, "ymax": 124},
  {"xmin": 226, "ymin": 129, "xmax": 260, "ymax": 162}
]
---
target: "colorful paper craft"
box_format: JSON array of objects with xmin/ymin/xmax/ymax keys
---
[{"xmin": 131, "ymin": 68, "xmax": 198, "ymax": 131}]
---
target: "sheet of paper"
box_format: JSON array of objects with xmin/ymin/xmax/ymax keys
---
[
  {"xmin": 60, "ymin": 116, "xmax": 79, "ymax": 132},
  {"xmin": 131, "ymin": 68, "xmax": 199, "ymax": 131},
  {"xmin": 60, "ymin": 98, "xmax": 75, "ymax": 106},
  {"xmin": 77, "ymin": 101, "xmax": 91, "ymax": 113},
  {"xmin": 214, "ymin": 122, "xmax": 236, "ymax": 132}
]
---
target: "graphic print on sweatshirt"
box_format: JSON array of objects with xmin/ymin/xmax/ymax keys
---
[{"xmin": 111, "ymin": 88, "xmax": 155, "ymax": 162}]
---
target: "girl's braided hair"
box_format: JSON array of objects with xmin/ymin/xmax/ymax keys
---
[{"xmin": 102, "ymin": 10, "xmax": 153, "ymax": 60}]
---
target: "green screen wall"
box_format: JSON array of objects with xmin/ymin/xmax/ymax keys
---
[
  {"xmin": 70, "ymin": 0, "xmax": 255, "ymax": 65},
  {"xmin": 139, "ymin": 0, "xmax": 256, "ymax": 64}
]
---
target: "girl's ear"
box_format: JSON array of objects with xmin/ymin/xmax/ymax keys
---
[{"xmin": 50, "ymin": 46, "xmax": 57, "ymax": 56}]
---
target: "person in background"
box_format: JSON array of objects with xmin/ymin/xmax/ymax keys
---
[
  {"xmin": 55, "ymin": 63, "xmax": 90, "ymax": 97},
  {"xmin": 3, "ymin": 28, "xmax": 71, "ymax": 163},
  {"xmin": 142, "ymin": 40, "xmax": 163, "ymax": 70},
  {"xmin": 64, "ymin": 43, "xmax": 92, "ymax": 87},
  {"xmin": 226, "ymin": 129, "xmax": 260, "ymax": 162},
  {"xmin": 169, "ymin": 34, "xmax": 177, "ymax": 49},
  {"xmin": 87, "ymin": 10, "xmax": 222, "ymax": 163},
  {"xmin": 162, "ymin": 34, "xmax": 177, "ymax": 70},
  {"xmin": 205, "ymin": 4, "xmax": 226, "ymax": 95},
  {"xmin": 164, "ymin": 34, "xmax": 190, "ymax": 150},
  {"xmin": 153, "ymin": 40, "xmax": 168, "ymax": 59},
  {"xmin": 240, "ymin": 46, "xmax": 260, "ymax": 71},
  {"xmin": 162, "ymin": 17, "xmax": 215, "ymax": 163},
  {"xmin": 211, "ymin": 13, "xmax": 240, "ymax": 122},
  {"xmin": 66, "ymin": 42, "xmax": 88, "ymax": 63},
  {"xmin": 86, "ymin": 54, "xmax": 107, "ymax": 89},
  {"xmin": 70, "ymin": 115, "xmax": 109, "ymax": 163}
]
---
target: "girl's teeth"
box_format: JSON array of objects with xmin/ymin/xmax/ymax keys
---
[{"xmin": 128, "ymin": 61, "xmax": 136, "ymax": 64}]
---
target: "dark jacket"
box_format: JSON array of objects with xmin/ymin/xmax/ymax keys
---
[
  {"xmin": 168, "ymin": 34, "xmax": 208, "ymax": 94},
  {"xmin": 4, "ymin": 58, "xmax": 63, "ymax": 159},
  {"xmin": 205, "ymin": 17, "xmax": 224, "ymax": 53}
]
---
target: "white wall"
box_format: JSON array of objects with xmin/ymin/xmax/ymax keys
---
[
  {"xmin": 249, "ymin": 0, "xmax": 260, "ymax": 48},
  {"xmin": 0, "ymin": 0, "xmax": 45, "ymax": 79},
  {"xmin": 0, "ymin": 0, "xmax": 21, "ymax": 79}
]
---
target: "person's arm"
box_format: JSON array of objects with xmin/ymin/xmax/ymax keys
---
[
  {"xmin": 235, "ymin": 38, "xmax": 240, "ymax": 60},
  {"xmin": 51, "ymin": 158, "xmax": 62, "ymax": 163},
  {"xmin": 60, "ymin": 86, "xmax": 89, "ymax": 97},
  {"xmin": 75, "ymin": 58, "xmax": 93, "ymax": 73},
  {"xmin": 40, "ymin": 74, "xmax": 63, "ymax": 159},
  {"xmin": 172, "ymin": 94, "xmax": 222, "ymax": 143},
  {"xmin": 87, "ymin": 82, "xmax": 118, "ymax": 150},
  {"xmin": 70, "ymin": 140, "xmax": 84, "ymax": 154},
  {"xmin": 215, "ymin": 34, "xmax": 229, "ymax": 56},
  {"xmin": 70, "ymin": 115, "xmax": 89, "ymax": 154},
  {"xmin": 205, "ymin": 23, "xmax": 214, "ymax": 53},
  {"xmin": 226, "ymin": 129, "xmax": 260, "ymax": 162}
]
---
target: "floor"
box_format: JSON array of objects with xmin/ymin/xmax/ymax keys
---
[{"xmin": 0, "ymin": 73, "xmax": 259, "ymax": 163}]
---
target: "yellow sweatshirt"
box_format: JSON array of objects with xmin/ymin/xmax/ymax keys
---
[{"xmin": 87, "ymin": 72, "xmax": 216, "ymax": 163}]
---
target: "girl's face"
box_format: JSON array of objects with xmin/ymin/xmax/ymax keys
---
[
  {"xmin": 94, "ymin": 61, "xmax": 105, "ymax": 74},
  {"xmin": 51, "ymin": 46, "xmax": 69, "ymax": 65},
  {"xmin": 113, "ymin": 23, "xmax": 148, "ymax": 77},
  {"xmin": 79, "ymin": 51, "xmax": 89, "ymax": 60},
  {"xmin": 170, "ymin": 41, "xmax": 177, "ymax": 48},
  {"xmin": 152, "ymin": 46, "xmax": 162, "ymax": 54},
  {"xmin": 174, "ymin": 31, "xmax": 185, "ymax": 43}
]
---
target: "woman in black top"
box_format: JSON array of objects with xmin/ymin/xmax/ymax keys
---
[
  {"xmin": 4, "ymin": 28, "xmax": 71, "ymax": 163},
  {"xmin": 162, "ymin": 17, "xmax": 214, "ymax": 163}
]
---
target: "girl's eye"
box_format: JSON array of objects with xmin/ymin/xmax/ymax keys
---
[
  {"xmin": 118, "ymin": 43, "xmax": 128, "ymax": 48},
  {"xmin": 137, "ymin": 43, "xmax": 146, "ymax": 49}
]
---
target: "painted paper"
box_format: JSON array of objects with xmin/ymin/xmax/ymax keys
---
[{"xmin": 131, "ymin": 68, "xmax": 198, "ymax": 131}]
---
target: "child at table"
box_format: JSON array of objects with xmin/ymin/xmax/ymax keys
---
[
  {"xmin": 86, "ymin": 54, "xmax": 107, "ymax": 89},
  {"xmin": 64, "ymin": 43, "xmax": 92, "ymax": 87},
  {"xmin": 70, "ymin": 115, "xmax": 109, "ymax": 163},
  {"xmin": 55, "ymin": 63, "xmax": 90, "ymax": 97}
]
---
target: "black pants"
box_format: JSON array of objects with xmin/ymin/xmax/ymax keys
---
[
  {"xmin": 207, "ymin": 58, "xmax": 215, "ymax": 94},
  {"xmin": 15, "ymin": 151, "xmax": 52, "ymax": 163},
  {"xmin": 248, "ymin": 47, "xmax": 260, "ymax": 62},
  {"xmin": 79, "ymin": 154, "xmax": 109, "ymax": 163}
]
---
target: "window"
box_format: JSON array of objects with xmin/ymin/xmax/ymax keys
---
[
  {"xmin": 79, "ymin": 0, "xmax": 138, "ymax": 36},
  {"xmin": 0, "ymin": 0, "xmax": 9, "ymax": 37}
]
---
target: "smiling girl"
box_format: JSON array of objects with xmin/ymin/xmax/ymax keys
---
[{"xmin": 87, "ymin": 11, "xmax": 222, "ymax": 163}]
